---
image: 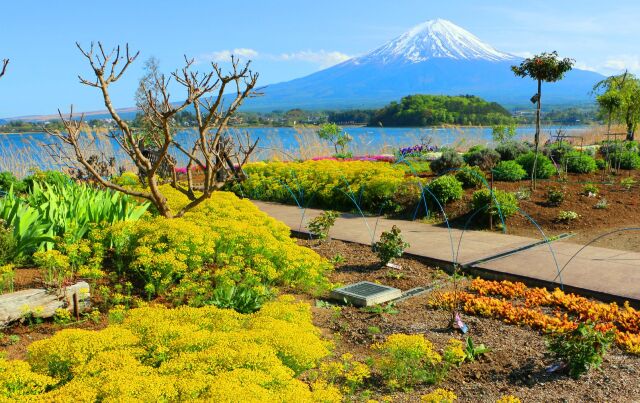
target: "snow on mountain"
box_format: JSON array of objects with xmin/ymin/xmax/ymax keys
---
[{"xmin": 357, "ymin": 19, "xmax": 516, "ymax": 64}]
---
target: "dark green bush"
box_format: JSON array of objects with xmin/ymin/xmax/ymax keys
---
[
  {"xmin": 614, "ymin": 151, "xmax": 640, "ymax": 170},
  {"xmin": 426, "ymin": 175, "xmax": 463, "ymax": 205},
  {"xmin": 495, "ymin": 141, "xmax": 531, "ymax": 161},
  {"xmin": 455, "ymin": 166, "xmax": 486, "ymax": 189},
  {"xmin": 546, "ymin": 187, "xmax": 565, "ymax": 206},
  {"xmin": 492, "ymin": 161, "xmax": 527, "ymax": 182},
  {"xmin": 429, "ymin": 149, "xmax": 463, "ymax": 174},
  {"xmin": 516, "ymin": 152, "xmax": 557, "ymax": 179},
  {"xmin": 546, "ymin": 322, "xmax": 614, "ymax": 379},
  {"xmin": 595, "ymin": 158, "xmax": 606, "ymax": 170},
  {"xmin": 390, "ymin": 178, "xmax": 423, "ymax": 214},
  {"xmin": 565, "ymin": 152, "xmax": 597, "ymax": 174},
  {"xmin": 471, "ymin": 189, "xmax": 519, "ymax": 220},
  {"xmin": 0, "ymin": 172, "xmax": 27, "ymax": 193},
  {"xmin": 463, "ymin": 147, "xmax": 500, "ymax": 170},
  {"xmin": 545, "ymin": 141, "xmax": 574, "ymax": 163}
]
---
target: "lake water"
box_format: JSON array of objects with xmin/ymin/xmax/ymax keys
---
[{"xmin": 0, "ymin": 125, "xmax": 594, "ymax": 174}]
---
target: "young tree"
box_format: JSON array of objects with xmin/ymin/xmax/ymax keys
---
[
  {"xmin": 512, "ymin": 51, "xmax": 574, "ymax": 188},
  {"xmin": 317, "ymin": 122, "xmax": 352, "ymax": 156},
  {"xmin": 594, "ymin": 72, "xmax": 640, "ymax": 141},
  {"xmin": 47, "ymin": 42, "xmax": 259, "ymax": 218}
]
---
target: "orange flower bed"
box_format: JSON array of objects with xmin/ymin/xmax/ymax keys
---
[{"xmin": 428, "ymin": 279, "xmax": 640, "ymax": 355}]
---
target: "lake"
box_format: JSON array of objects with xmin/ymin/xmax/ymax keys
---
[{"xmin": 0, "ymin": 125, "xmax": 595, "ymax": 175}]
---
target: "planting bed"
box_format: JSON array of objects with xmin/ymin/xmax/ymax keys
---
[{"xmin": 297, "ymin": 237, "xmax": 640, "ymax": 402}]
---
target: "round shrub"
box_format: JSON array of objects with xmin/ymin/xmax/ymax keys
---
[
  {"xmin": 463, "ymin": 147, "xmax": 501, "ymax": 170},
  {"xmin": 495, "ymin": 141, "xmax": 531, "ymax": 161},
  {"xmin": 595, "ymin": 158, "xmax": 606, "ymax": 170},
  {"xmin": 615, "ymin": 151, "xmax": 640, "ymax": 170},
  {"xmin": 426, "ymin": 175, "xmax": 463, "ymax": 205},
  {"xmin": 565, "ymin": 152, "xmax": 597, "ymax": 174},
  {"xmin": 391, "ymin": 178, "xmax": 423, "ymax": 214},
  {"xmin": 544, "ymin": 141, "xmax": 574, "ymax": 163},
  {"xmin": 429, "ymin": 149, "xmax": 463, "ymax": 174},
  {"xmin": 0, "ymin": 172, "xmax": 27, "ymax": 193},
  {"xmin": 455, "ymin": 166, "xmax": 486, "ymax": 189},
  {"xmin": 471, "ymin": 189, "xmax": 519, "ymax": 220},
  {"xmin": 492, "ymin": 161, "xmax": 526, "ymax": 182},
  {"xmin": 516, "ymin": 152, "xmax": 556, "ymax": 179}
]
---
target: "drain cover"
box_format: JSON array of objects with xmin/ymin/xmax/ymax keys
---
[{"xmin": 330, "ymin": 281, "xmax": 402, "ymax": 307}]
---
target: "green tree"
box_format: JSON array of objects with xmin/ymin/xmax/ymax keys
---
[
  {"xmin": 594, "ymin": 72, "xmax": 640, "ymax": 141},
  {"xmin": 512, "ymin": 51, "xmax": 574, "ymax": 189},
  {"xmin": 317, "ymin": 123, "xmax": 352, "ymax": 156},
  {"xmin": 491, "ymin": 123, "xmax": 517, "ymax": 143}
]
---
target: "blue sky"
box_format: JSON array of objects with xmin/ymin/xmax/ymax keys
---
[{"xmin": 1, "ymin": 0, "xmax": 639, "ymax": 117}]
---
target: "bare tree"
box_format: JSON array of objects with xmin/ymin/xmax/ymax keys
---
[
  {"xmin": 46, "ymin": 42, "xmax": 259, "ymax": 218},
  {"xmin": 0, "ymin": 59, "xmax": 8, "ymax": 80}
]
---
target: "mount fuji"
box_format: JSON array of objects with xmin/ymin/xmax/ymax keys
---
[{"xmin": 243, "ymin": 19, "xmax": 603, "ymax": 111}]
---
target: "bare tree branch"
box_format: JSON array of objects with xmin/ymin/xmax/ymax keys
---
[{"xmin": 0, "ymin": 59, "xmax": 8, "ymax": 80}]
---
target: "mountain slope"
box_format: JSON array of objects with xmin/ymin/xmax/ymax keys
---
[{"xmin": 242, "ymin": 19, "xmax": 602, "ymax": 111}]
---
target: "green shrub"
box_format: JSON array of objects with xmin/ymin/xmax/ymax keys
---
[
  {"xmin": 565, "ymin": 152, "xmax": 597, "ymax": 174},
  {"xmin": 455, "ymin": 166, "xmax": 486, "ymax": 189},
  {"xmin": 516, "ymin": 152, "xmax": 557, "ymax": 179},
  {"xmin": 24, "ymin": 170, "xmax": 71, "ymax": 190},
  {"xmin": 595, "ymin": 158, "xmax": 606, "ymax": 170},
  {"xmin": 209, "ymin": 284, "xmax": 271, "ymax": 314},
  {"xmin": 426, "ymin": 175, "xmax": 463, "ymax": 205},
  {"xmin": 582, "ymin": 183, "xmax": 599, "ymax": 196},
  {"xmin": 374, "ymin": 225, "xmax": 409, "ymax": 265},
  {"xmin": 495, "ymin": 141, "xmax": 531, "ymax": 161},
  {"xmin": 471, "ymin": 189, "xmax": 519, "ymax": 220},
  {"xmin": 546, "ymin": 187, "xmax": 565, "ymax": 206},
  {"xmin": 556, "ymin": 210, "xmax": 579, "ymax": 223},
  {"xmin": 545, "ymin": 141, "xmax": 574, "ymax": 163},
  {"xmin": 546, "ymin": 322, "xmax": 614, "ymax": 379},
  {"xmin": 390, "ymin": 178, "xmax": 423, "ymax": 214},
  {"xmin": 615, "ymin": 151, "xmax": 640, "ymax": 170},
  {"xmin": 429, "ymin": 149, "xmax": 463, "ymax": 174},
  {"xmin": 0, "ymin": 172, "xmax": 27, "ymax": 193},
  {"xmin": 308, "ymin": 211, "xmax": 339, "ymax": 241},
  {"xmin": 463, "ymin": 147, "xmax": 500, "ymax": 170},
  {"xmin": 0, "ymin": 221, "xmax": 16, "ymax": 265},
  {"xmin": 492, "ymin": 161, "xmax": 527, "ymax": 182}
]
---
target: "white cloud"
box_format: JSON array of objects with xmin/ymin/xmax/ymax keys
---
[
  {"xmin": 274, "ymin": 50, "xmax": 351, "ymax": 67},
  {"xmin": 603, "ymin": 55, "xmax": 640, "ymax": 74},
  {"xmin": 573, "ymin": 61, "xmax": 598, "ymax": 73},
  {"xmin": 196, "ymin": 48, "xmax": 351, "ymax": 68},
  {"xmin": 510, "ymin": 51, "xmax": 533, "ymax": 59},
  {"xmin": 198, "ymin": 48, "xmax": 259, "ymax": 63}
]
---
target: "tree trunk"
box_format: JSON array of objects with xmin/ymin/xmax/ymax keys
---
[
  {"xmin": 627, "ymin": 122, "xmax": 636, "ymax": 141},
  {"xmin": 0, "ymin": 282, "xmax": 91, "ymax": 327},
  {"xmin": 531, "ymin": 79, "xmax": 542, "ymax": 190}
]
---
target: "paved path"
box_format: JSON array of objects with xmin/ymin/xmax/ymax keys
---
[{"xmin": 253, "ymin": 201, "xmax": 640, "ymax": 303}]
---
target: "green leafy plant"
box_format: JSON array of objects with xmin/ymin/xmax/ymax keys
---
[
  {"xmin": 33, "ymin": 250, "xmax": 72, "ymax": 289},
  {"xmin": 463, "ymin": 146, "xmax": 500, "ymax": 171},
  {"xmin": 514, "ymin": 187, "xmax": 531, "ymax": 200},
  {"xmin": 363, "ymin": 303, "xmax": 399, "ymax": 316},
  {"xmin": 0, "ymin": 264, "xmax": 15, "ymax": 294},
  {"xmin": 374, "ymin": 225, "xmax": 409, "ymax": 265},
  {"xmin": 494, "ymin": 141, "xmax": 531, "ymax": 161},
  {"xmin": 516, "ymin": 152, "xmax": 557, "ymax": 179},
  {"xmin": 329, "ymin": 253, "xmax": 345, "ymax": 265},
  {"xmin": 546, "ymin": 187, "xmax": 565, "ymax": 206},
  {"xmin": 471, "ymin": 189, "xmax": 519, "ymax": 220},
  {"xmin": 620, "ymin": 177, "xmax": 636, "ymax": 190},
  {"xmin": 0, "ymin": 172, "xmax": 27, "ymax": 193},
  {"xmin": 565, "ymin": 151, "xmax": 597, "ymax": 173},
  {"xmin": 455, "ymin": 166, "xmax": 486, "ymax": 189},
  {"xmin": 582, "ymin": 183, "xmax": 599, "ymax": 196},
  {"xmin": 427, "ymin": 175, "xmax": 464, "ymax": 205},
  {"xmin": 556, "ymin": 210, "xmax": 579, "ymax": 223},
  {"xmin": 308, "ymin": 210, "xmax": 339, "ymax": 241},
  {"xmin": 429, "ymin": 149, "xmax": 464, "ymax": 174},
  {"xmin": 210, "ymin": 284, "xmax": 271, "ymax": 314},
  {"xmin": 546, "ymin": 322, "xmax": 614, "ymax": 378},
  {"xmin": 492, "ymin": 160, "xmax": 527, "ymax": 182},
  {"xmin": 0, "ymin": 221, "xmax": 17, "ymax": 265},
  {"xmin": 463, "ymin": 337, "xmax": 490, "ymax": 361},
  {"xmin": 53, "ymin": 308, "xmax": 73, "ymax": 325}
]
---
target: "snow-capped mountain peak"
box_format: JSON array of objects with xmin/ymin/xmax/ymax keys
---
[{"xmin": 358, "ymin": 18, "xmax": 516, "ymax": 64}]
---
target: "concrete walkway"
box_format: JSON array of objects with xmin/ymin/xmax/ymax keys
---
[{"xmin": 253, "ymin": 201, "xmax": 640, "ymax": 303}]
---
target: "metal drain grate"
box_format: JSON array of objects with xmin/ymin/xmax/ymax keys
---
[{"xmin": 330, "ymin": 281, "xmax": 402, "ymax": 307}]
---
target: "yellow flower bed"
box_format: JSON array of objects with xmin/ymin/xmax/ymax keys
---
[
  {"xmin": 232, "ymin": 160, "xmax": 409, "ymax": 212},
  {"xmin": 0, "ymin": 296, "xmax": 340, "ymax": 402},
  {"xmin": 104, "ymin": 187, "xmax": 333, "ymax": 302}
]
